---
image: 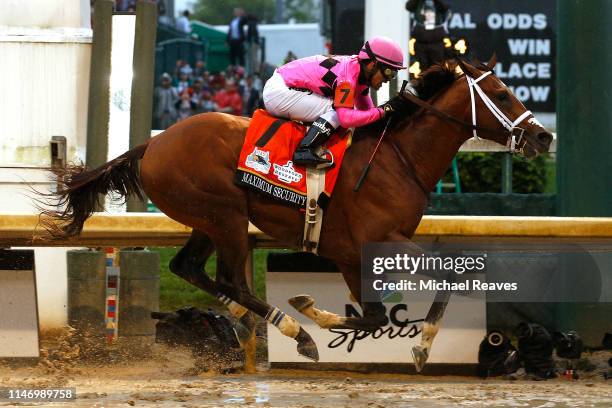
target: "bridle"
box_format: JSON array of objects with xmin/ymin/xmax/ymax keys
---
[
  {"xmin": 400, "ymin": 70, "xmax": 538, "ymax": 154},
  {"xmin": 359, "ymin": 67, "xmax": 539, "ymax": 196},
  {"xmin": 465, "ymin": 70, "xmax": 533, "ymax": 154}
]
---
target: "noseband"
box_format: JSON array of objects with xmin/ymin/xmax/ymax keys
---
[{"xmin": 399, "ymin": 71, "xmax": 537, "ymax": 154}]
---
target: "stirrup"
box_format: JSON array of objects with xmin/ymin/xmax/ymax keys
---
[{"xmin": 293, "ymin": 149, "xmax": 332, "ymax": 168}]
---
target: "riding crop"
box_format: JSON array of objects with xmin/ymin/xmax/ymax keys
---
[{"xmin": 353, "ymin": 116, "xmax": 392, "ymax": 192}]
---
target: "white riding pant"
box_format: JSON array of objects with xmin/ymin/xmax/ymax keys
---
[{"xmin": 262, "ymin": 70, "xmax": 340, "ymax": 128}]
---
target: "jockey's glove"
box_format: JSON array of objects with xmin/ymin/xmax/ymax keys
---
[{"xmin": 379, "ymin": 97, "xmax": 405, "ymax": 115}]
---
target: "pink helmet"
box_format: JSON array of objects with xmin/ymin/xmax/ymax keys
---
[{"xmin": 358, "ymin": 36, "xmax": 406, "ymax": 69}]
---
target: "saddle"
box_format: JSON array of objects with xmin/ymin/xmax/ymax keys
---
[{"xmin": 236, "ymin": 109, "xmax": 352, "ymax": 253}]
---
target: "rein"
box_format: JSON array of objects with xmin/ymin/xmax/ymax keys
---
[{"xmin": 400, "ymin": 90, "xmax": 507, "ymax": 136}]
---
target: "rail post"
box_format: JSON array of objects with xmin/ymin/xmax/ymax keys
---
[
  {"xmin": 501, "ymin": 153, "xmax": 512, "ymax": 194},
  {"xmin": 127, "ymin": 0, "xmax": 158, "ymax": 212},
  {"xmin": 86, "ymin": 0, "xmax": 114, "ymax": 210},
  {"xmin": 67, "ymin": 250, "xmax": 107, "ymax": 334}
]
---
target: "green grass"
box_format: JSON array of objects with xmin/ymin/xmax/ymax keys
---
[{"xmin": 153, "ymin": 247, "xmax": 279, "ymax": 312}]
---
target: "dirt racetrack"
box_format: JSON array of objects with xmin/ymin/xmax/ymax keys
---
[
  {"xmin": 1, "ymin": 358, "xmax": 611, "ymax": 407},
  {"xmin": 0, "ymin": 329, "xmax": 610, "ymax": 407}
]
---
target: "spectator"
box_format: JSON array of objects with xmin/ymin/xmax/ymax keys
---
[
  {"xmin": 201, "ymin": 71, "xmax": 213, "ymax": 93},
  {"xmin": 283, "ymin": 51, "xmax": 298, "ymax": 64},
  {"xmin": 406, "ymin": 0, "xmax": 451, "ymax": 71},
  {"xmin": 234, "ymin": 65, "xmax": 246, "ymax": 78},
  {"xmin": 174, "ymin": 59, "xmax": 194, "ymax": 78},
  {"xmin": 200, "ymin": 91, "xmax": 217, "ymax": 113},
  {"xmin": 226, "ymin": 8, "xmax": 247, "ymax": 67},
  {"xmin": 202, "ymin": 70, "xmax": 211, "ymax": 83},
  {"xmin": 176, "ymin": 89, "xmax": 196, "ymax": 121},
  {"xmin": 153, "ymin": 73, "xmax": 179, "ymax": 129},
  {"xmin": 189, "ymin": 78, "xmax": 205, "ymax": 114},
  {"xmin": 194, "ymin": 60, "xmax": 206, "ymax": 78},
  {"xmin": 226, "ymin": 64, "xmax": 237, "ymax": 80},
  {"xmin": 246, "ymin": 14, "xmax": 260, "ymax": 45},
  {"xmin": 243, "ymin": 75, "xmax": 261, "ymax": 117},
  {"xmin": 176, "ymin": 72, "xmax": 191, "ymax": 94},
  {"xmin": 210, "ymin": 71, "xmax": 227, "ymax": 93},
  {"xmin": 214, "ymin": 80, "xmax": 243, "ymax": 116},
  {"xmin": 176, "ymin": 10, "xmax": 192, "ymax": 34}
]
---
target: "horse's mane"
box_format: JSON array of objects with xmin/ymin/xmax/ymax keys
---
[
  {"xmin": 411, "ymin": 59, "xmax": 460, "ymax": 101},
  {"xmin": 358, "ymin": 59, "xmax": 460, "ymax": 135}
]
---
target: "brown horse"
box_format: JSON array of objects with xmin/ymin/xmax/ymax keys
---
[{"xmin": 41, "ymin": 58, "xmax": 552, "ymax": 372}]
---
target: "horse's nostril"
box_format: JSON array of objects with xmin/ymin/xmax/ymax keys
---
[{"xmin": 537, "ymin": 132, "xmax": 553, "ymax": 146}]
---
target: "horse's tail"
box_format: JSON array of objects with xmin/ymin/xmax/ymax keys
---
[{"xmin": 39, "ymin": 143, "xmax": 149, "ymax": 239}]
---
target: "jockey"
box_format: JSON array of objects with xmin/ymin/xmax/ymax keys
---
[{"xmin": 262, "ymin": 36, "xmax": 407, "ymax": 166}]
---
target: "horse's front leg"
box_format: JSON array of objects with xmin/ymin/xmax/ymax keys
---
[
  {"xmin": 366, "ymin": 231, "xmax": 454, "ymax": 372},
  {"xmin": 411, "ymin": 289, "xmax": 451, "ymax": 372}
]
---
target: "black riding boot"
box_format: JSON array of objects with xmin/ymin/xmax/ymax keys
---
[{"xmin": 293, "ymin": 117, "xmax": 335, "ymax": 167}]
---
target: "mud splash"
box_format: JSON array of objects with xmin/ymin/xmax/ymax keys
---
[{"xmin": 0, "ymin": 328, "xmax": 609, "ymax": 407}]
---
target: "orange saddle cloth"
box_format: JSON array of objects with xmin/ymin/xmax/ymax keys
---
[{"xmin": 236, "ymin": 109, "xmax": 351, "ymax": 208}]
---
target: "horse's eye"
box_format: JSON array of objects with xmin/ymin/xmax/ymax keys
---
[{"xmin": 497, "ymin": 92, "xmax": 509, "ymax": 102}]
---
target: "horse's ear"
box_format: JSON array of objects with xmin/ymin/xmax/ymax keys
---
[
  {"xmin": 487, "ymin": 53, "xmax": 497, "ymax": 70},
  {"xmin": 457, "ymin": 59, "xmax": 479, "ymax": 77}
]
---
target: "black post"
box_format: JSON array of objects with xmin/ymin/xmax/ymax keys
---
[
  {"xmin": 556, "ymin": 0, "xmax": 612, "ymax": 216},
  {"xmin": 555, "ymin": 0, "xmax": 612, "ymax": 349}
]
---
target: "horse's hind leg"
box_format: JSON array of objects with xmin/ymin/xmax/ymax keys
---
[
  {"xmin": 289, "ymin": 264, "xmax": 389, "ymax": 332},
  {"xmin": 290, "ymin": 294, "xmax": 389, "ymax": 331},
  {"xmin": 168, "ymin": 230, "xmax": 254, "ymax": 348},
  {"xmin": 212, "ymin": 220, "xmax": 319, "ymax": 362}
]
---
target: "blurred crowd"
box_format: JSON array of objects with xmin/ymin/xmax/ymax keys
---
[{"xmin": 153, "ymin": 60, "xmax": 263, "ymax": 130}]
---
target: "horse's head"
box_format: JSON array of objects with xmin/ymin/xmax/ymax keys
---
[{"xmin": 456, "ymin": 56, "xmax": 553, "ymax": 158}]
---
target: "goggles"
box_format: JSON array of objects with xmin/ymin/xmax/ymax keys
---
[{"xmin": 380, "ymin": 65, "xmax": 398, "ymax": 80}]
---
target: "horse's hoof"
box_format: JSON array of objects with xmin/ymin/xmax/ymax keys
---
[
  {"xmin": 295, "ymin": 327, "xmax": 319, "ymax": 362},
  {"xmin": 288, "ymin": 294, "xmax": 315, "ymax": 312},
  {"xmin": 411, "ymin": 345, "xmax": 429, "ymax": 373},
  {"xmin": 233, "ymin": 322, "xmax": 252, "ymax": 349}
]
